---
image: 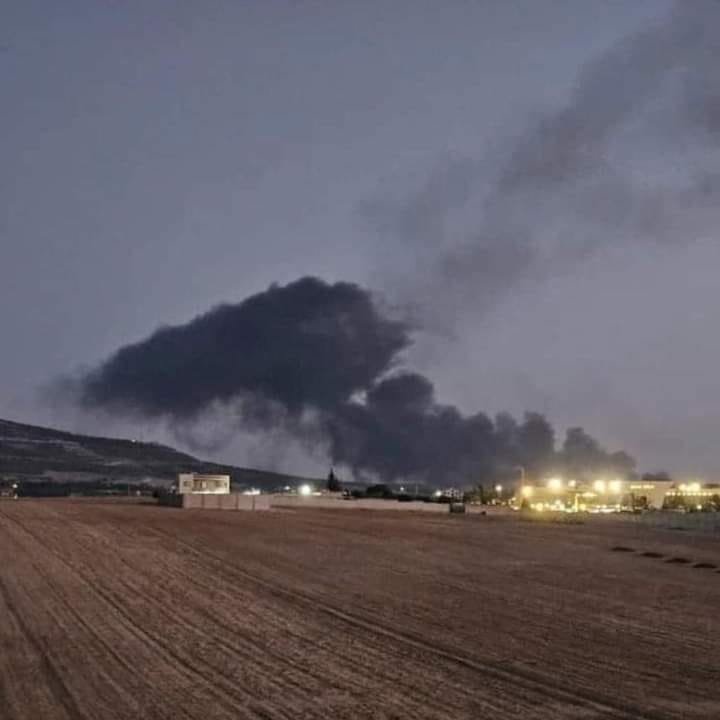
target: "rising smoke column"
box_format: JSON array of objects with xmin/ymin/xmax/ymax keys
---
[
  {"xmin": 75, "ymin": 276, "xmax": 494, "ymax": 482},
  {"xmin": 67, "ymin": 276, "xmax": 632, "ymax": 483}
]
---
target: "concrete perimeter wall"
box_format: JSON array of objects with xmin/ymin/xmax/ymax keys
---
[
  {"xmin": 159, "ymin": 493, "xmax": 271, "ymax": 511},
  {"xmin": 160, "ymin": 493, "xmax": 459, "ymax": 514},
  {"xmin": 269, "ymin": 495, "xmax": 450, "ymax": 513}
]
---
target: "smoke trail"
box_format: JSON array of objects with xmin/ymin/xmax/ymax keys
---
[
  {"xmin": 63, "ymin": 276, "xmax": 632, "ymax": 483},
  {"xmin": 365, "ymin": 1, "xmax": 720, "ymax": 320}
]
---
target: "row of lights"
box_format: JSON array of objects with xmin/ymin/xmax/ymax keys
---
[
  {"xmin": 678, "ymin": 482, "xmax": 702, "ymax": 493},
  {"xmin": 521, "ymin": 477, "xmax": 623, "ymax": 497},
  {"xmin": 297, "ymin": 479, "xmax": 707, "ymax": 499},
  {"xmin": 525, "ymin": 479, "xmax": 706, "ymax": 496},
  {"xmin": 592, "ymin": 479, "xmax": 623, "ymax": 494}
]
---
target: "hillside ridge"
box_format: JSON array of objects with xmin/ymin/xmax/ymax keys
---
[{"xmin": 0, "ymin": 417, "xmax": 312, "ymax": 489}]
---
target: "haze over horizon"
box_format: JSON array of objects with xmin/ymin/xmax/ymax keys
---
[{"xmin": 4, "ymin": 0, "xmax": 720, "ymax": 478}]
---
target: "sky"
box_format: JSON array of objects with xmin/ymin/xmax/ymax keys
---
[{"xmin": 4, "ymin": 0, "xmax": 720, "ymax": 477}]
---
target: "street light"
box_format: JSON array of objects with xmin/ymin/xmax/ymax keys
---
[{"xmin": 547, "ymin": 477, "xmax": 563, "ymax": 493}]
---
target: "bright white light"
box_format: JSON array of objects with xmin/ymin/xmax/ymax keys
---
[
  {"xmin": 609, "ymin": 480, "xmax": 622, "ymax": 494},
  {"xmin": 547, "ymin": 478, "xmax": 563, "ymax": 492},
  {"xmin": 593, "ymin": 480, "xmax": 607, "ymax": 493},
  {"xmin": 243, "ymin": 488, "xmax": 261, "ymax": 496},
  {"xmin": 689, "ymin": 482, "xmax": 701, "ymax": 493},
  {"xmin": 521, "ymin": 486, "xmax": 534, "ymax": 498},
  {"xmin": 495, "ymin": 484, "xmax": 503, "ymax": 493},
  {"xmin": 568, "ymin": 480, "xmax": 577, "ymax": 488},
  {"xmin": 299, "ymin": 484, "xmax": 312, "ymax": 496},
  {"xmin": 434, "ymin": 489, "xmax": 443, "ymax": 498}
]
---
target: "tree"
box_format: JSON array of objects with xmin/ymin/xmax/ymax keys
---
[
  {"xmin": 326, "ymin": 468, "xmax": 341, "ymax": 493},
  {"xmin": 365, "ymin": 483, "xmax": 393, "ymax": 498}
]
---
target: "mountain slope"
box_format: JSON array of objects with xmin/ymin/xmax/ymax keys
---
[{"xmin": 0, "ymin": 418, "xmax": 312, "ymax": 489}]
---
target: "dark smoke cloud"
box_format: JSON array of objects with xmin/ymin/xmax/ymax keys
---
[
  {"xmin": 57, "ymin": 4, "xmax": 708, "ymax": 482},
  {"xmin": 365, "ymin": 1, "xmax": 720, "ymax": 321},
  {"xmin": 79, "ymin": 277, "xmax": 410, "ymax": 418},
  {"xmin": 66, "ymin": 277, "xmax": 632, "ymax": 484}
]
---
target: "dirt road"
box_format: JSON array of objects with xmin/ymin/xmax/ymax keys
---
[{"xmin": 0, "ymin": 500, "xmax": 718, "ymax": 719}]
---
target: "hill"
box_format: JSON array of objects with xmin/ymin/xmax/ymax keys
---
[{"xmin": 0, "ymin": 417, "xmax": 313, "ymax": 490}]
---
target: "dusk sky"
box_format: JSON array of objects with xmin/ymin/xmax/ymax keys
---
[{"xmin": 4, "ymin": 0, "xmax": 720, "ymax": 477}]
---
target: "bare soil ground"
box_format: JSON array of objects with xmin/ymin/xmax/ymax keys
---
[{"xmin": 0, "ymin": 501, "xmax": 718, "ymax": 719}]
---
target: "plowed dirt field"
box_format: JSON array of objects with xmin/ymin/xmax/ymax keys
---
[{"xmin": 0, "ymin": 500, "xmax": 718, "ymax": 719}]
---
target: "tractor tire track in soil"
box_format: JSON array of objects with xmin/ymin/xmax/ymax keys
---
[
  {"xmin": 3, "ymin": 507, "xmax": 494, "ymax": 720},
  {"xmin": 0, "ymin": 508, "xmax": 292, "ymax": 720},
  {"xmin": 143, "ymin": 523, "xmax": 669, "ymax": 720},
  {"xmin": 0, "ymin": 576, "xmax": 87, "ymax": 720}
]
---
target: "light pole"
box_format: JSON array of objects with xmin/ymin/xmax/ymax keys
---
[{"xmin": 514, "ymin": 466, "xmax": 527, "ymax": 506}]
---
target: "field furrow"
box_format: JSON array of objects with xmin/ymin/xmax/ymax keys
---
[{"xmin": 0, "ymin": 500, "xmax": 718, "ymax": 719}]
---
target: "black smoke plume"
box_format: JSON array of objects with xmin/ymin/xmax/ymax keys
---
[
  {"xmin": 80, "ymin": 277, "xmax": 409, "ymax": 418},
  {"xmin": 69, "ymin": 277, "xmax": 632, "ymax": 484}
]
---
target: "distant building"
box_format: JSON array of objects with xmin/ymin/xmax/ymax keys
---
[
  {"xmin": 627, "ymin": 480, "xmax": 674, "ymax": 509},
  {"xmin": 177, "ymin": 473, "xmax": 230, "ymax": 495},
  {"xmin": 514, "ymin": 477, "xmax": 720, "ymax": 512},
  {"xmin": 663, "ymin": 482, "xmax": 720, "ymax": 510}
]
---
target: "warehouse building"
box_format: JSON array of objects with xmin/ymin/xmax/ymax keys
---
[{"xmin": 514, "ymin": 477, "xmax": 719, "ymax": 512}]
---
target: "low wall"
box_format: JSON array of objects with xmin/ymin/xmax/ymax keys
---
[
  {"xmin": 158, "ymin": 493, "xmax": 271, "ymax": 511},
  {"xmin": 618, "ymin": 510, "xmax": 720, "ymax": 534},
  {"xmin": 157, "ymin": 493, "xmax": 183, "ymax": 508},
  {"xmin": 269, "ymin": 495, "xmax": 451, "ymax": 513},
  {"xmin": 160, "ymin": 493, "xmax": 464, "ymax": 514}
]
